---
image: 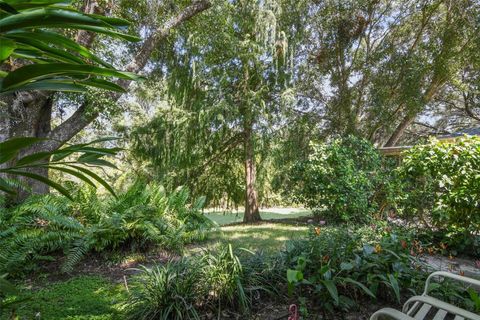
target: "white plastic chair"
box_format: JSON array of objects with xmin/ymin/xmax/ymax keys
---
[{"xmin": 370, "ymin": 271, "xmax": 480, "ymax": 320}]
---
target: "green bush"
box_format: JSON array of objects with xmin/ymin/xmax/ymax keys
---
[
  {"xmin": 0, "ymin": 181, "xmax": 215, "ymax": 275},
  {"xmin": 396, "ymin": 136, "xmax": 480, "ymax": 236},
  {"xmin": 292, "ymin": 136, "xmax": 388, "ymax": 223}
]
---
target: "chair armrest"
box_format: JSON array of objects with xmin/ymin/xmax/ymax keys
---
[
  {"xmin": 423, "ymin": 271, "xmax": 480, "ymax": 296},
  {"xmin": 402, "ymin": 295, "xmax": 480, "ymax": 320},
  {"xmin": 370, "ymin": 308, "xmax": 416, "ymax": 320}
]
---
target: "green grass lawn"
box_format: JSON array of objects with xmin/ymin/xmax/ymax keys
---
[
  {"xmin": 205, "ymin": 207, "xmax": 311, "ymax": 225},
  {"xmin": 10, "ymin": 209, "xmax": 310, "ymax": 319},
  {"xmin": 208, "ymin": 223, "xmax": 308, "ymax": 252},
  {"xmin": 187, "ymin": 208, "xmax": 311, "ymax": 254},
  {"xmin": 11, "ymin": 276, "xmax": 126, "ymax": 320}
]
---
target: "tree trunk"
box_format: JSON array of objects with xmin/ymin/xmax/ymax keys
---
[
  {"xmin": 0, "ymin": 92, "xmax": 53, "ymax": 202},
  {"xmin": 242, "ymin": 109, "xmax": 261, "ymax": 223},
  {"xmin": 383, "ymin": 114, "xmax": 414, "ymax": 147}
]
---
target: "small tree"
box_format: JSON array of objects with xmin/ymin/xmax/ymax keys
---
[{"xmin": 292, "ymin": 136, "xmax": 386, "ymax": 223}]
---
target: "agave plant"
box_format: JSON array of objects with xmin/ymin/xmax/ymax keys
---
[{"xmin": 0, "ymin": 0, "xmax": 140, "ymax": 93}]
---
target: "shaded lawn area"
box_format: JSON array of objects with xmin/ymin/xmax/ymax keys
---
[
  {"xmin": 189, "ymin": 223, "xmax": 309, "ymax": 254},
  {"xmin": 11, "ymin": 209, "xmax": 311, "ymax": 319},
  {"xmin": 13, "ymin": 276, "xmax": 126, "ymax": 320},
  {"xmin": 215, "ymin": 223, "xmax": 308, "ymax": 252},
  {"xmin": 205, "ymin": 207, "xmax": 312, "ymax": 225}
]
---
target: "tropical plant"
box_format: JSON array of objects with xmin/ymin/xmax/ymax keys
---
[
  {"xmin": 126, "ymin": 244, "xmax": 252, "ymax": 320},
  {"xmin": 0, "ymin": 0, "xmax": 210, "ymax": 203},
  {"xmin": 200, "ymin": 244, "xmax": 249, "ymax": 313},
  {"xmin": 0, "ymin": 0, "xmax": 139, "ymax": 94},
  {"xmin": 0, "ymin": 0, "xmax": 140, "ymax": 202},
  {"xmin": 0, "ymin": 137, "xmax": 120, "ymax": 201},
  {"xmin": 284, "ymin": 224, "xmax": 479, "ymax": 315},
  {"xmin": 291, "ymin": 136, "xmax": 388, "ymax": 223}
]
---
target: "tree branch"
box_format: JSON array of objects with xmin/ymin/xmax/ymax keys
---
[{"xmin": 47, "ymin": 0, "xmax": 212, "ymax": 150}]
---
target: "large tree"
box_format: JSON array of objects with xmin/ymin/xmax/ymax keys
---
[
  {"xmin": 0, "ymin": 0, "xmax": 211, "ymax": 198},
  {"xmin": 129, "ymin": 0, "xmax": 306, "ymax": 222},
  {"xmin": 295, "ymin": 0, "xmax": 479, "ymax": 146}
]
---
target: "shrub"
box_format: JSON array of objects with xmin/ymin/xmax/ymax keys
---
[
  {"xmin": 0, "ymin": 181, "xmax": 215, "ymax": 275},
  {"xmin": 292, "ymin": 136, "xmax": 388, "ymax": 223},
  {"xmin": 0, "ymin": 195, "xmax": 84, "ymax": 275},
  {"xmin": 396, "ymin": 136, "xmax": 480, "ymax": 244}
]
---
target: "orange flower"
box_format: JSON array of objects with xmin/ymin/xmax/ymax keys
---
[
  {"xmin": 440, "ymin": 242, "xmax": 447, "ymax": 250},
  {"xmin": 314, "ymin": 227, "xmax": 321, "ymax": 236},
  {"xmin": 427, "ymin": 247, "xmax": 435, "ymax": 255},
  {"xmin": 400, "ymin": 240, "xmax": 408, "ymax": 249},
  {"xmin": 374, "ymin": 244, "xmax": 382, "ymax": 254},
  {"xmin": 322, "ymin": 255, "xmax": 330, "ymax": 263}
]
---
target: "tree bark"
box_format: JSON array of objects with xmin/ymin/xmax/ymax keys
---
[
  {"xmin": 242, "ymin": 108, "xmax": 261, "ymax": 223},
  {"xmin": 383, "ymin": 113, "xmax": 414, "ymax": 147}
]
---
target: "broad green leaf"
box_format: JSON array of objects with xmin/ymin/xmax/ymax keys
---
[
  {"xmin": 5, "ymin": 169, "xmax": 73, "ymax": 199},
  {"xmin": 46, "ymin": 165, "xmax": 96, "ymax": 188},
  {"xmin": 321, "ymin": 280, "xmax": 339, "ymax": 305},
  {"xmin": 340, "ymin": 262, "xmax": 353, "ymax": 271},
  {"xmin": 287, "ymin": 269, "xmax": 303, "ymax": 283},
  {"xmin": 0, "ymin": 8, "xmax": 113, "ymax": 32},
  {"xmin": 0, "ymin": 136, "xmax": 43, "ymax": 163},
  {"xmin": 68, "ymin": 164, "xmax": 116, "ymax": 197},
  {"xmin": 15, "ymin": 151, "xmax": 51, "ymax": 166},
  {"xmin": 341, "ymin": 278, "xmax": 376, "ymax": 298},
  {"xmin": 60, "ymin": 24, "xmax": 141, "ymax": 42},
  {"xmin": 387, "ymin": 274, "xmax": 401, "ymax": 303},
  {"xmin": 77, "ymin": 78, "xmax": 126, "ymax": 92},
  {"xmin": 77, "ymin": 157, "xmax": 118, "ymax": 169},
  {"xmin": 1, "ymin": 63, "xmax": 138, "ymax": 91},
  {"xmin": 6, "ymin": 30, "xmax": 112, "ymax": 67},
  {"xmin": 0, "ymin": 37, "xmax": 16, "ymax": 61},
  {"xmin": 87, "ymin": 13, "xmax": 131, "ymax": 28},
  {"xmin": 0, "ymin": 79, "xmax": 88, "ymax": 93},
  {"xmin": 7, "ymin": 35, "xmax": 86, "ymax": 64}
]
